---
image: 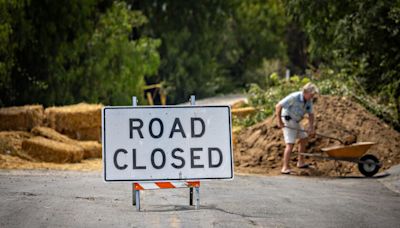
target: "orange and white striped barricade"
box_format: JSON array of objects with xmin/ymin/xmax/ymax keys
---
[{"xmin": 132, "ymin": 181, "xmax": 200, "ymax": 211}]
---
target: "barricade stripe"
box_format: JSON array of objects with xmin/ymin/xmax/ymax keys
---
[
  {"xmin": 155, "ymin": 182, "xmax": 175, "ymax": 188},
  {"xmin": 188, "ymin": 181, "xmax": 200, "ymax": 187},
  {"xmin": 171, "ymin": 182, "xmax": 187, "ymax": 188},
  {"xmin": 134, "ymin": 183, "xmax": 144, "ymax": 190},
  {"xmin": 135, "ymin": 181, "xmax": 201, "ymax": 190},
  {"xmin": 141, "ymin": 182, "xmax": 159, "ymax": 189}
]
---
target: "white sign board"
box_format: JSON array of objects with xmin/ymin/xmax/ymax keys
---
[{"xmin": 102, "ymin": 106, "xmax": 233, "ymax": 182}]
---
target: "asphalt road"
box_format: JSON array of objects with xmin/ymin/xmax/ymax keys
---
[{"xmin": 1, "ymin": 167, "xmax": 399, "ymax": 228}]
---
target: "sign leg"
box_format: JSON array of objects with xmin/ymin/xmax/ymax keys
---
[
  {"xmin": 189, "ymin": 187, "xmax": 194, "ymax": 206},
  {"xmin": 136, "ymin": 190, "xmax": 141, "ymax": 211},
  {"xmin": 195, "ymin": 187, "xmax": 200, "ymax": 210},
  {"xmin": 132, "ymin": 183, "xmax": 136, "ymax": 206}
]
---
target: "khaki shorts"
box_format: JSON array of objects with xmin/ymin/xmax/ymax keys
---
[{"xmin": 282, "ymin": 118, "xmax": 308, "ymax": 144}]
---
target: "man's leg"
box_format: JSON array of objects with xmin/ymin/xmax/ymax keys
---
[
  {"xmin": 297, "ymin": 137, "xmax": 307, "ymax": 167},
  {"xmin": 282, "ymin": 143, "xmax": 294, "ymax": 172}
]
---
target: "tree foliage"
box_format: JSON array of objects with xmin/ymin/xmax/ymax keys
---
[
  {"xmin": 285, "ymin": 0, "xmax": 400, "ymax": 123},
  {"xmin": 133, "ymin": 0, "xmax": 236, "ymax": 103},
  {"xmin": 227, "ymin": 0, "xmax": 288, "ymax": 87},
  {"xmin": 0, "ymin": 0, "xmax": 160, "ymax": 106},
  {"xmin": 53, "ymin": 1, "xmax": 160, "ymax": 105},
  {"xmin": 132, "ymin": 0, "xmax": 288, "ymax": 103}
]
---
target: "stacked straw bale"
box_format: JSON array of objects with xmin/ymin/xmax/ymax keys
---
[
  {"xmin": 76, "ymin": 141, "xmax": 102, "ymax": 159},
  {"xmin": 22, "ymin": 137, "xmax": 84, "ymax": 163},
  {"xmin": 45, "ymin": 103, "xmax": 102, "ymax": 141},
  {"xmin": 0, "ymin": 105, "xmax": 44, "ymax": 131},
  {"xmin": 32, "ymin": 126, "xmax": 102, "ymax": 159},
  {"xmin": 63, "ymin": 127, "xmax": 101, "ymax": 142},
  {"xmin": 0, "ymin": 131, "xmax": 33, "ymax": 156}
]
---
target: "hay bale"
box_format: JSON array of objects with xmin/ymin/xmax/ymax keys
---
[
  {"xmin": 75, "ymin": 127, "xmax": 101, "ymax": 141},
  {"xmin": 0, "ymin": 105, "xmax": 44, "ymax": 131},
  {"xmin": 0, "ymin": 131, "xmax": 33, "ymax": 155},
  {"xmin": 231, "ymin": 107, "xmax": 257, "ymax": 118},
  {"xmin": 45, "ymin": 103, "xmax": 102, "ymax": 130},
  {"xmin": 32, "ymin": 126, "xmax": 101, "ymax": 159},
  {"xmin": 22, "ymin": 137, "xmax": 84, "ymax": 163},
  {"xmin": 231, "ymin": 100, "xmax": 247, "ymax": 109},
  {"xmin": 45, "ymin": 103, "xmax": 102, "ymax": 141},
  {"xmin": 63, "ymin": 127, "xmax": 101, "ymax": 141},
  {"xmin": 32, "ymin": 126, "xmax": 74, "ymax": 143},
  {"xmin": 76, "ymin": 141, "xmax": 102, "ymax": 159}
]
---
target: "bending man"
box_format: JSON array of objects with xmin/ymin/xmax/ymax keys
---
[{"xmin": 275, "ymin": 82, "xmax": 319, "ymax": 174}]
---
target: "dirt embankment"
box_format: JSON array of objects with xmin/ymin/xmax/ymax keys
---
[{"xmin": 234, "ymin": 95, "xmax": 400, "ymax": 176}]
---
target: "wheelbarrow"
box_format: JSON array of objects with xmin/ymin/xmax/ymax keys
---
[{"xmin": 285, "ymin": 126, "xmax": 382, "ymax": 177}]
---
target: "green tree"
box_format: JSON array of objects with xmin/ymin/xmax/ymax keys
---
[
  {"xmin": 227, "ymin": 0, "xmax": 288, "ymax": 86},
  {"xmin": 0, "ymin": 0, "xmax": 160, "ymax": 106},
  {"xmin": 1, "ymin": 0, "xmax": 101, "ymax": 106},
  {"xmin": 0, "ymin": 0, "xmax": 30, "ymax": 106},
  {"xmin": 285, "ymin": 0, "xmax": 400, "ymax": 126},
  {"xmin": 53, "ymin": 1, "xmax": 160, "ymax": 105},
  {"xmin": 132, "ymin": 0, "xmax": 288, "ymax": 104},
  {"xmin": 133, "ymin": 0, "xmax": 236, "ymax": 103}
]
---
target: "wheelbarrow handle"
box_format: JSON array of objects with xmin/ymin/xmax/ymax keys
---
[{"xmin": 283, "ymin": 126, "xmax": 345, "ymax": 144}]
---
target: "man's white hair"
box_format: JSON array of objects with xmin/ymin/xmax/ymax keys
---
[{"xmin": 302, "ymin": 82, "xmax": 319, "ymax": 94}]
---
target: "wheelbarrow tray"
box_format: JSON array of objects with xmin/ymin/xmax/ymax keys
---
[
  {"xmin": 300, "ymin": 142, "xmax": 381, "ymax": 177},
  {"xmin": 321, "ymin": 142, "xmax": 376, "ymax": 159}
]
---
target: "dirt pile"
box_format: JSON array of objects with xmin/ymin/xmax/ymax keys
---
[{"xmin": 234, "ymin": 95, "xmax": 400, "ymax": 176}]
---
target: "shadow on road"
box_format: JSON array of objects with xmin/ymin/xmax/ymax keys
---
[
  {"xmin": 140, "ymin": 205, "xmax": 196, "ymax": 212},
  {"xmin": 335, "ymin": 172, "xmax": 390, "ymax": 179}
]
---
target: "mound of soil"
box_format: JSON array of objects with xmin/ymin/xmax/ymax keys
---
[{"xmin": 234, "ymin": 95, "xmax": 400, "ymax": 176}]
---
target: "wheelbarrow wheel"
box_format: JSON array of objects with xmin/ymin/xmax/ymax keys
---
[{"xmin": 358, "ymin": 154, "xmax": 380, "ymax": 177}]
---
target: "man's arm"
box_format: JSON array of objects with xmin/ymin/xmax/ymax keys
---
[{"xmin": 275, "ymin": 103, "xmax": 284, "ymax": 128}]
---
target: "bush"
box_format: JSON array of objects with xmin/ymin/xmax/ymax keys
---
[{"xmin": 234, "ymin": 74, "xmax": 310, "ymax": 127}]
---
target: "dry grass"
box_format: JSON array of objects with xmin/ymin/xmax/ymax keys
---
[{"xmin": 0, "ymin": 154, "xmax": 101, "ymax": 171}]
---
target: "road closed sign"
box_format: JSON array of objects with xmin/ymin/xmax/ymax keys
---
[{"xmin": 102, "ymin": 106, "xmax": 233, "ymax": 182}]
